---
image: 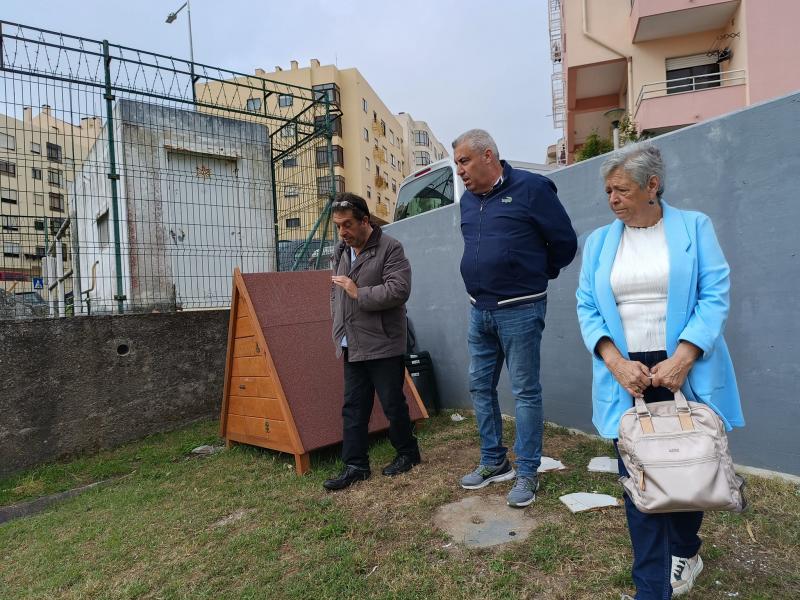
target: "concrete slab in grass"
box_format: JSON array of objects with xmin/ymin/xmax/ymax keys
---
[{"xmin": 433, "ymin": 495, "xmax": 541, "ymax": 548}]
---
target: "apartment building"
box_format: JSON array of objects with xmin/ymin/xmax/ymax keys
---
[
  {"xmin": 394, "ymin": 112, "xmax": 448, "ymax": 174},
  {"xmin": 200, "ymin": 60, "xmax": 415, "ymax": 236},
  {"xmin": 0, "ymin": 106, "xmax": 101, "ymax": 294},
  {"xmin": 549, "ymin": 0, "xmax": 800, "ymax": 163}
]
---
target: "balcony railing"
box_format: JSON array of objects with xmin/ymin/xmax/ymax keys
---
[{"xmin": 634, "ymin": 69, "xmax": 746, "ymax": 117}]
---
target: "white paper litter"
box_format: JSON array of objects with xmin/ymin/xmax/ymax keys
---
[
  {"xmin": 537, "ymin": 456, "xmax": 566, "ymax": 472},
  {"xmin": 587, "ymin": 456, "xmax": 618, "ymax": 473},
  {"xmin": 559, "ymin": 492, "xmax": 621, "ymax": 513},
  {"xmin": 450, "ymin": 413, "xmax": 466, "ymax": 422}
]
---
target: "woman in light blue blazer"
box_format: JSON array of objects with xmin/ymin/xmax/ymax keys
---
[{"xmin": 576, "ymin": 144, "xmax": 744, "ymax": 600}]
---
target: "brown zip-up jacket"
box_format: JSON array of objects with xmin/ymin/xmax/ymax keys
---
[{"xmin": 330, "ymin": 227, "xmax": 411, "ymax": 362}]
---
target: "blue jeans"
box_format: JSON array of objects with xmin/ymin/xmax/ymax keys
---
[
  {"xmin": 616, "ymin": 351, "xmax": 703, "ymax": 600},
  {"xmin": 467, "ymin": 300, "xmax": 546, "ymax": 478}
]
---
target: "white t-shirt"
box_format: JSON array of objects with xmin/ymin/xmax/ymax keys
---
[{"xmin": 610, "ymin": 219, "xmax": 669, "ymax": 353}]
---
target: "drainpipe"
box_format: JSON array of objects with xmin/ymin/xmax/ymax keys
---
[{"xmin": 582, "ymin": 0, "xmax": 634, "ymax": 114}]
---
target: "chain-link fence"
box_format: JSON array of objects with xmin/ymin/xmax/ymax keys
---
[{"xmin": 0, "ymin": 21, "xmax": 341, "ymax": 319}]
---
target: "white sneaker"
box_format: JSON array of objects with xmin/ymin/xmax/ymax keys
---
[{"xmin": 671, "ymin": 554, "xmax": 703, "ymax": 596}]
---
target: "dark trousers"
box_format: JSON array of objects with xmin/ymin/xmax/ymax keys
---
[
  {"xmin": 341, "ymin": 349, "xmax": 419, "ymax": 470},
  {"xmin": 617, "ymin": 351, "xmax": 704, "ymax": 600}
]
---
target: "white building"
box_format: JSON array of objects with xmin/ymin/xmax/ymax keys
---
[{"xmin": 73, "ymin": 100, "xmax": 274, "ymax": 313}]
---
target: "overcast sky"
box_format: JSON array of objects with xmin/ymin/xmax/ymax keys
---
[{"xmin": 3, "ymin": 0, "xmax": 560, "ymax": 162}]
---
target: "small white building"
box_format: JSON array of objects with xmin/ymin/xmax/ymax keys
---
[{"xmin": 73, "ymin": 100, "xmax": 274, "ymax": 313}]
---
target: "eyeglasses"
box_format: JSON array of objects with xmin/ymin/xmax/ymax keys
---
[{"xmin": 332, "ymin": 200, "xmax": 368, "ymax": 215}]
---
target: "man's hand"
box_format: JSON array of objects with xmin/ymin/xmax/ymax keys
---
[
  {"xmin": 651, "ymin": 342, "xmax": 702, "ymax": 392},
  {"xmin": 332, "ymin": 275, "xmax": 358, "ymax": 299}
]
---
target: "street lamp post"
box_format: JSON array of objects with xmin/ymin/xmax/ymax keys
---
[{"xmin": 166, "ymin": 1, "xmax": 196, "ymax": 102}]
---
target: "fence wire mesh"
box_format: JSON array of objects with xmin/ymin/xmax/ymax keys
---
[{"xmin": 0, "ymin": 21, "xmax": 341, "ymax": 319}]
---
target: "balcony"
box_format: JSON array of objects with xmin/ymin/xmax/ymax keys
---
[
  {"xmin": 634, "ymin": 69, "xmax": 746, "ymax": 133},
  {"xmin": 630, "ymin": 0, "xmax": 739, "ymax": 42}
]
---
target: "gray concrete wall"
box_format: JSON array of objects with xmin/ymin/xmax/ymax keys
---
[
  {"xmin": 386, "ymin": 91, "xmax": 800, "ymax": 475},
  {"xmin": 0, "ymin": 310, "xmax": 229, "ymax": 478}
]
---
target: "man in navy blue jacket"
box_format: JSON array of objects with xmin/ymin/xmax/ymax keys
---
[{"xmin": 454, "ymin": 129, "xmax": 577, "ymax": 507}]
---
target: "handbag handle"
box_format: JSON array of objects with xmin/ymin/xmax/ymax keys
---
[{"xmin": 634, "ymin": 390, "xmax": 695, "ymax": 434}]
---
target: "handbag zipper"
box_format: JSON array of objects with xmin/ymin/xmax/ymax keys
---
[{"xmin": 633, "ymin": 454, "xmax": 719, "ymax": 491}]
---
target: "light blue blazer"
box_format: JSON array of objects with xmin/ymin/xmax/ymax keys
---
[{"xmin": 576, "ymin": 201, "xmax": 744, "ymax": 439}]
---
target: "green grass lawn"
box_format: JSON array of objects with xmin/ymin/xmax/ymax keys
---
[{"xmin": 1, "ymin": 415, "xmax": 798, "ymax": 599}]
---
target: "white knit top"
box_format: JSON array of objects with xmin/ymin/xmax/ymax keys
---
[{"xmin": 610, "ymin": 219, "xmax": 669, "ymax": 353}]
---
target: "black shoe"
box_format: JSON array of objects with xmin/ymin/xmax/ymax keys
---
[
  {"xmin": 382, "ymin": 453, "xmax": 421, "ymax": 476},
  {"xmin": 323, "ymin": 465, "xmax": 371, "ymax": 491}
]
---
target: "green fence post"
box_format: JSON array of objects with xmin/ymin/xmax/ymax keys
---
[{"xmin": 102, "ymin": 40, "xmax": 126, "ymax": 314}]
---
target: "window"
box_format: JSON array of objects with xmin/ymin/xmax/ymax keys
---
[
  {"xmin": 391, "ymin": 154, "xmax": 396, "ymax": 168},
  {"xmin": 377, "ymin": 194, "xmax": 381, "ymax": 204},
  {"xmin": 278, "ymin": 94, "xmax": 293, "ymax": 107},
  {"xmin": 47, "ymin": 142, "xmax": 62, "ymax": 162},
  {"xmin": 363, "ymin": 127, "xmax": 369, "ymax": 141},
  {"xmin": 366, "ymin": 185, "xmax": 372, "ymax": 199},
  {"xmin": 413, "ymin": 130, "xmax": 429, "ymax": 146},
  {"xmin": 389, "ymin": 130, "xmax": 395, "ymax": 145},
  {"xmin": 394, "ymin": 164, "xmax": 455, "ymax": 222},
  {"xmin": 49, "ymin": 192, "xmax": 64, "ymax": 211},
  {"xmin": 1, "ymin": 188, "xmax": 18, "ymax": 203},
  {"xmin": 280, "ymin": 123, "xmax": 296, "ymax": 138},
  {"xmin": 316, "ymin": 145, "xmax": 344, "ymax": 168},
  {"xmin": 34, "ymin": 246, "xmax": 45, "ymax": 258},
  {"xmin": 0, "ymin": 160, "xmax": 16, "ymax": 176},
  {"xmin": 34, "ymin": 192, "xmax": 44, "ymax": 206},
  {"xmin": 414, "ymin": 151, "xmax": 431, "ymax": 166},
  {"xmin": 285, "ymin": 217, "xmax": 301, "ymax": 229},
  {"xmin": 666, "ymin": 55, "xmax": 720, "ymax": 94},
  {"xmin": 3, "ymin": 242, "xmax": 21, "ymax": 257},
  {"xmin": 284, "ymin": 185, "xmax": 299, "ymax": 197},
  {"xmin": 373, "ymin": 111, "xmax": 378, "ymax": 123},
  {"xmin": 314, "ymin": 114, "xmax": 342, "ymax": 136},
  {"xmin": 30, "ymin": 142, "xmax": 41, "ymax": 154},
  {"xmin": 362, "ymin": 98, "xmax": 368, "ymax": 112},
  {"xmin": 246, "ymin": 97, "xmax": 262, "ymax": 112},
  {"xmin": 49, "ymin": 217, "xmax": 65, "ymax": 235},
  {"xmin": 282, "ymin": 156, "xmax": 297, "ymax": 168},
  {"xmin": 313, "ymin": 83, "xmax": 341, "ymax": 106},
  {"xmin": 316, "ymin": 175, "xmax": 345, "ymax": 197},
  {"xmin": 2, "ymin": 215, "xmax": 19, "ymax": 230},
  {"xmin": 48, "ymin": 169, "xmax": 63, "ymax": 187},
  {"xmin": 391, "ymin": 179, "xmax": 397, "ymax": 193},
  {"xmin": 380, "ymin": 120, "xmax": 386, "ymax": 136},
  {"xmin": 32, "ymin": 167, "xmax": 42, "ymax": 180},
  {"xmin": 97, "ymin": 210, "xmax": 109, "ymax": 248},
  {"xmin": 34, "ymin": 218, "xmax": 45, "ymax": 231},
  {"xmin": 0, "ymin": 132, "xmax": 15, "ymax": 150},
  {"xmin": 365, "ymin": 157, "xmax": 370, "ymax": 171}
]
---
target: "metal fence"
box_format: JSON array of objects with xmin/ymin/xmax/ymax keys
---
[{"xmin": 0, "ymin": 21, "xmax": 342, "ymax": 319}]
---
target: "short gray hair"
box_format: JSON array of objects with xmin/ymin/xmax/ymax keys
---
[
  {"xmin": 452, "ymin": 129, "xmax": 499, "ymax": 160},
  {"xmin": 600, "ymin": 142, "xmax": 666, "ymax": 198}
]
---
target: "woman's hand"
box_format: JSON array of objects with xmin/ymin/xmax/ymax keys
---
[
  {"xmin": 595, "ymin": 337, "xmax": 652, "ymax": 398},
  {"xmin": 607, "ymin": 356, "xmax": 652, "ymax": 398},
  {"xmin": 651, "ymin": 342, "xmax": 702, "ymax": 392}
]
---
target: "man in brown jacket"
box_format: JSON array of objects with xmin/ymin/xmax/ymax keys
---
[{"xmin": 323, "ymin": 193, "xmax": 421, "ymax": 491}]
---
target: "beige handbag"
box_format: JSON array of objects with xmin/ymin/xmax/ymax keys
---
[{"xmin": 617, "ymin": 390, "xmax": 746, "ymax": 513}]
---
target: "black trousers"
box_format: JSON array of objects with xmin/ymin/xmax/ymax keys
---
[
  {"xmin": 617, "ymin": 350, "xmax": 703, "ymax": 599},
  {"xmin": 341, "ymin": 349, "xmax": 419, "ymax": 470}
]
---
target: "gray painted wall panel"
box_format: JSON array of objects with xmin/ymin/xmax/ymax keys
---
[{"xmin": 387, "ymin": 92, "xmax": 800, "ymax": 475}]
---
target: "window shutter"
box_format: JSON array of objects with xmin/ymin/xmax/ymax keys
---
[{"xmin": 666, "ymin": 54, "xmax": 715, "ymax": 71}]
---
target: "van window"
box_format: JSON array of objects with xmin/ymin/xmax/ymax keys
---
[{"xmin": 394, "ymin": 166, "xmax": 454, "ymax": 222}]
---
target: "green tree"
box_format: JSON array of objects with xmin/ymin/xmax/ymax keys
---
[{"xmin": 575, "ymin": 131, "xmax": 614, "ymax": 162}]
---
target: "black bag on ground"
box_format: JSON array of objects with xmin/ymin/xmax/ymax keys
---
[{"xmin": 405, "ymin": 350, "xmax": 440, "ymax": 414}]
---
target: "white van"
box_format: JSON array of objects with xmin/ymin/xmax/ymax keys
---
[{"xmin": 393, "ymin": 158, "xmax": 556, "ymax": 223}]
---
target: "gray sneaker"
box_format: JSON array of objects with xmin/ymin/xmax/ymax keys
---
[
  {"xmin": 506, "ymin": 475, "xmax": 540, "ymax": 508},
  {"xmin": 460, "ymin": 458, "xmax": 515, "ymax": 489}
]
